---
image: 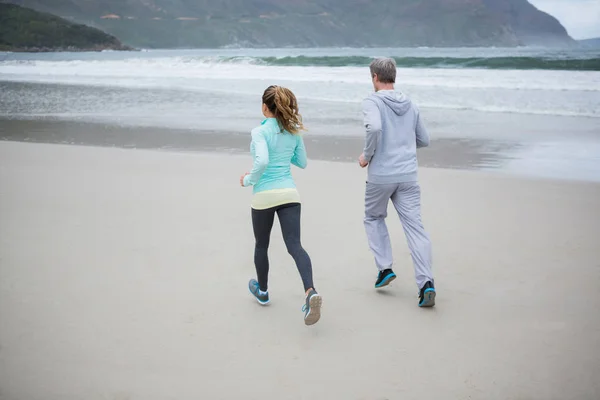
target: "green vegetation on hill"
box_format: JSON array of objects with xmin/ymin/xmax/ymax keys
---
[
  {"xmin": 0, "ymin": 3, "xmax": 132, "ymax": 51},
  {"xmin": 2, "ymin": 0, "xmax": 574, "ymax": 49}
]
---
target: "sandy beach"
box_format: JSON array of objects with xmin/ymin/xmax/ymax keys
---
[{"xmin": 1, "ymin": 141, "xmax": 599, "ymax": 400}]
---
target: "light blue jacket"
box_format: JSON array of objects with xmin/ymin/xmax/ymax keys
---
[{"xmin": 243, "ymin": 118, "xmax": 307, "ymax": 193}]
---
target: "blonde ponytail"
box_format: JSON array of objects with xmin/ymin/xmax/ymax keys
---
[{"xmin": 262, "ymin": 85, "xmax": 305, "ymax": 134}]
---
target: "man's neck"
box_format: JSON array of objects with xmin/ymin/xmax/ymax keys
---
[{"xmin": 376, "ymin": 84, "xmax": 395, "ymax": 92}]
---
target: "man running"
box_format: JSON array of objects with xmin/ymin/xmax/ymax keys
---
[{"xmin": 359, "ymin": 57, "xmax": 436, "ymax": 307}]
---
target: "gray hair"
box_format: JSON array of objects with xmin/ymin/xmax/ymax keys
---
[{"xmin": 369, "ymin": 57, "xmax": 396, "ymax": 83}]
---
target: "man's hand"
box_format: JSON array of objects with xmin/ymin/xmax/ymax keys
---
[
  {"xmin": 240, "ymin": 172, "xmax": 249, "ymax": 187},
  {"xmin": 359, "ymin": 153, "xmax": 369, "ymax": 168}
]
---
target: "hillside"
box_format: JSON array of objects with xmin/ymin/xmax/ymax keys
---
[
  {"xmin": 0, "ymin": 3, "xmax": 131, "ymax": 52},
  {"xmin": 1, "ymin": 0, "xmax": 574, "ymax": 48}
]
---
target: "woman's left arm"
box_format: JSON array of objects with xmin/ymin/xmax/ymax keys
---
[{"xmin": 291, "ymin": 135, "xmax": 307, "ymax": 169}]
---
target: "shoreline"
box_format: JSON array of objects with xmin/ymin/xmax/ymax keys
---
[
  {"xmin": 3, "ymin": 116, "xmax": 600, "ymax": 183},
  {"xmin": 4, "ymin": 138, "xmax": 598, "ymax": 188},
  {"xmin": 0, "ymin": 117, "xmax": 572, "ymax": 182}
]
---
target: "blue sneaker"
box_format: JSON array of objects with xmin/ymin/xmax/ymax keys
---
[
  {"xmin": 302, "ymin": 289, "xmax": 322, "ymax": 326},
  {"xmin": 375, "ymin": 269, "xmax": 397, "ymax": 288},
  {"xmin": 248, "ymin": 279, "xmax": 270, "ymax": 305},
  {"xmin": 419, "ymin": 281, "xmax": 436, "ymax": 307}
]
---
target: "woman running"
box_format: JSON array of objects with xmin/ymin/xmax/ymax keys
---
[{"xmin": 240, "ymin": 85, "xmax": 322, "ymax": 326}]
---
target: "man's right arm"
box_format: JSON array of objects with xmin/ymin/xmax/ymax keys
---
[{"xmin": 362, "ymin": 98, "xmax": 382, "ymax": 162}]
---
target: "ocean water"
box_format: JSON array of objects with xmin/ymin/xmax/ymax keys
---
[{"xmin": 1, "ymin": 47, "xmax": 599, "ymax": 181}]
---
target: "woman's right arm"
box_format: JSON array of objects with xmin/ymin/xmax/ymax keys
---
[
  {"xmin": 243, "ymin": 130, "xmax": 269, "ymax": 187},
  {"xmin": 291, "ymin": 135, "xmax": 307, "ymax": 169}
]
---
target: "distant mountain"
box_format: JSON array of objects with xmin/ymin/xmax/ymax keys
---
[
  {"xmin": 0, "ymin": 3, "xmax": 132, "ymax": 52},
  {"xmin": 1, "ymin": 0, "xmax": 575, "ymax": 48},
  {"xmin": 578, "ymin": 38, "xmax": 600, "ymax": 48}
]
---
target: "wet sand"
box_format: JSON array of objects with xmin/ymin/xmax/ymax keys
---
[
  {"xmin": 0, "ymin": 142, "xmax": 599, "ymax": 400},
  {"xmin": 0, "ymin": 117, "xmax": 519, "ymax": 172}
]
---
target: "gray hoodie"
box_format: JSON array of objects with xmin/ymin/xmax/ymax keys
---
[{"xmin": 362, "ymin": 90, "xmax": 429, "ymax": 184}]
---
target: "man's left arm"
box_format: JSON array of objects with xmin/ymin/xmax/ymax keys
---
[{"xmin": 415, "ymin": 109, "xmax": 430, "ymax": 149}]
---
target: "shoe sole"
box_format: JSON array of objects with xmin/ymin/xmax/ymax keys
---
[
  {"xmin": 304, "ymin": 294, "xmax": 322, "ymax": 326},
  {"xmin": 248, "ymin": 287, "xmax": 270, "ymax": 306},
  {"xmin": 419, "ymin": 289, "xmax": 436, "ymax": 307},
  {"xmin": 375, "ymin": 274, "xmax": 396, "ymax": 289}
]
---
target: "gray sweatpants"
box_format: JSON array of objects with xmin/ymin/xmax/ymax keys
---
[{"xmin": 364, "ymin": 181, "xmax": 434, "ymax": 289}]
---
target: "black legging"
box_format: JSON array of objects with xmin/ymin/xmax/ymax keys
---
[{"xmin": 252, "ymin": 203, "xmax": 314, "ymax": 292}]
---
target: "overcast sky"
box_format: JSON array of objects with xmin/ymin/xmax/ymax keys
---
[{"xmin": 529, "ymin": 0, "xmax": 600, "ymax": 39}]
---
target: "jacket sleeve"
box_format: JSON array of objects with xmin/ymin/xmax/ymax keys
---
[
  {"xmin": 243, "ymin": 130, "xmax": 269, "ymax": 187},
  {"xmin": 291, "ymin": 134, "xmax": 307, "ymax": 169},
  {"xmin": 415, "ymin": 108, "xmax": 430, "ymax": 148},
  {"xmin": 362, "ymin": 98, "xmax": 382, "ymax": 162}
]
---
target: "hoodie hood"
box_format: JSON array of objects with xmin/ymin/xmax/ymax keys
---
[{"xmin": 372, "ymin": 90, "xmax": 412, "ymax": 116}]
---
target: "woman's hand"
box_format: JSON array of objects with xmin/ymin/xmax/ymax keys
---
[{"xmin": 240, "ymin": 172, "xmax": 249, "ymax": 187}]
